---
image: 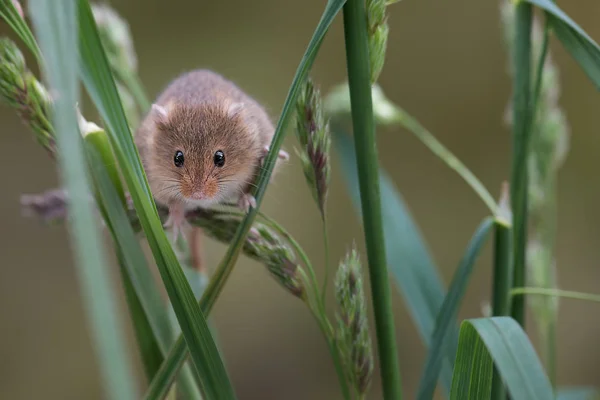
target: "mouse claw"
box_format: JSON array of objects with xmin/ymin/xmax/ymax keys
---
[
  {"xmin": 260, "ymin": 146, "xmax": 290, "ymax": 166},
  {"xmin": 238, "ymin": 193, "xmax": 257, "ymax": 213}
]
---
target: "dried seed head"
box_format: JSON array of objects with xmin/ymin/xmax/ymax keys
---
[
  {"xmin": 0, "ymin": 38, "xmax": 55, "ymax": 155},
  {"xmin": 295, "ymin": 77, "xmax": 331, "ymax": 217},
  {"xmin": 335, "ymin": 246, "xmax": 373, "ymax": 395}
]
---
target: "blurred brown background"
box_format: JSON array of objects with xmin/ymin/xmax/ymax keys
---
[{"xmin": 1, "ymin": 0, "xmax": 600, "ymax": 399}]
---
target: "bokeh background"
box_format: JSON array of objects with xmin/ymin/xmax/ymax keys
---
[{"xmin": 1, "ymin": 0, "xmax": 600, "ymax": 398}]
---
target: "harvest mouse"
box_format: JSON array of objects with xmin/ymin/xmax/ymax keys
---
[{"xmin": 134, "ymin": 69, "xmax": 288, "ymax": 240}]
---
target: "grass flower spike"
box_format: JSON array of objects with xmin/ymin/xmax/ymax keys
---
[
  {"xmin": 295, "ymin": 77, "xmax": 331, "ymax": 218},
  {"xmin": 0, "ymin": 37, "xmax": 54, "ymax": 155},
  {"xmin": 335, "ymin": 246, "xmax": 374, "ymax": 397}
]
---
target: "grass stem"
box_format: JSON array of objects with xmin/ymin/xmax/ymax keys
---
[
  {"xmin": 491, "ymin": 218, "xmax": 512, "ymax": 400},
  {"xmin": 511, "ymin": 287, "xmax": 600, "ymax": 304},
  {"xmin": 509, "ymin": 1, "xmax": 533, "ymax": 329},
  {"xmin": 342, "ymin": 0, "xmax": 402, "ymax": 397}
]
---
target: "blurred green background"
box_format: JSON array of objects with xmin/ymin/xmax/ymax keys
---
[{"xmin": 1, "ymin": 0, "xmax": 600, "ymax": 398}]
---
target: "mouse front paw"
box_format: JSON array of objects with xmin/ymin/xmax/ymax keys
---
[
  {"xmin": 260, "ymin": 146, "xmax": 290, "ymax": 167},
  {"xmin": 237, "ymin": 193, "xmax": 257, "ymax": 213}
]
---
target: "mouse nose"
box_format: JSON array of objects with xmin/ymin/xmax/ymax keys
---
[{"xmin": 190, "ymin": 191, "xmax": 206, "ymax": 200}]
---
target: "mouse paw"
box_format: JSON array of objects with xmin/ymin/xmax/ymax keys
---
[
  {"xmin": 260, "ymin": 146, "xmax": 290, "ymax": 167},
  {"xmin": 237, "ymin": 193, "xmax": 257, "ymax": 213},
  {"xmin": 164, "ymin": 203, "xmax": 188, "ymax": 242}
]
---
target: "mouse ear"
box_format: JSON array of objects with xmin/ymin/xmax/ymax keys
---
[
  {"xmin": 151, "ymin": 104, "xmax": 169, "ymax": 120},
  {"xmin": 227, "ymin": 102, "xmax": 244, "ymax": 119}
]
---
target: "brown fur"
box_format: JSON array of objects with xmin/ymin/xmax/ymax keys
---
[{"xmin": 135, "ymin": 69, "xmax": 280, "ymax": 208}]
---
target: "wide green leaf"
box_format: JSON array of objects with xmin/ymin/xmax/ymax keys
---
[
  {"xmin": 524, "ymin": 0, "xmax": 600, "ymax": 88},
  {"xmin": 144, "ymin": 0, "xmax": 349, "ymax": 396},
  {"xmin": 27, "ymin": 1, "xmax": 138, "ymax": 399},
  {"xmin": 417, "ymin": 217, "xmax": 495, "ymax": 400},
  {"xmin": 76, "ymin": 0, "xmax": 234, "ymax": 397},
  {"xmin": 450, "ymin": 317, "xmax": 554, "ymax": 400},
  {"xmin": 333, "ymin": 129, "xmax": 455, "ymax": 394}
]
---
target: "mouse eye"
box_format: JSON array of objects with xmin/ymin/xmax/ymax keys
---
[
  {"xmin": 213, "ymin": 150, "xmax": 225, "ymax": 167},
  {"xmin": 174, "ymin": 150, "xmax": 184, "ymax": 168}
]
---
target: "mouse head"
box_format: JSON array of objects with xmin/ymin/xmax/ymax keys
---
[{"xmin": 145, "ymin": 100, "xmax": 261, "ymax": 207}]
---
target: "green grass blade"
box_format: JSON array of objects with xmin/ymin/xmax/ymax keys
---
[
  {"xmin": 76, "ymin": 0, "xmax": 234, "ymax": 397},
  {"xmin": 27, "ymin": 1, "xmax": 138, "ymax": 399},
  {"xmin": 0, "ymin": 0, "xmax": 41, "ymax": 62},
  {"xmin": 557, "ymin": 387, "xmax": 600, "ymax": 400},
  {"xmin": 333, "ymin": 129, "xmax": 454, "ymax": 395},
  {"xmin": 523, "ymin": 0, "xmax": 600, "ymax": 88},
  {"xmin": 145, "ymin": 0, "xmax": 348, "ymax": 395},
  {"xmin": 417, "ymin": 217, "xmax": 495, "ymax": 400},
  {"xmin": 119, "ymin": 254, "xmax": 164, "ymax": 380},
  {"xmin": 450, "ymin": 317, "xmax": 554, "ymax": 400},
  {"xmin": 84, "ymin": 131, "xmax": 202, "ymax": 399},
  {"xmin": 342, "ymin": 0, "xmax": 402, "ymax": 396}
]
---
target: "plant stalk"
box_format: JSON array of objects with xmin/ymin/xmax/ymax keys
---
[
  {"xmin": 342, "ymin": 0, "xmax": 402, "ymax": 398},
  {"xmin": 509, "ymin": 1, "xmax": 533, "ymax": 329},
  {"xmin": 491, "ymin": 218, "xmax": 512, "ymax": 400}
]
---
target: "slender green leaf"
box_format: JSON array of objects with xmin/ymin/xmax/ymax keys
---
[
  {"xmin": 333, "ymin": 129, "xmax": 455, "ymax": 394},
  {"xmin": 524, "ymin": 0, "xmax": 600, "ymax": 88},
  {"xmin": 76, "ymin": 0, "xmax": 234, "ymax": 397},
  {"xmin": 450, "ymin": 317, "xmax": 554, "ymax": 400},
  {"xmin": 84, "ymin": 131, "xmax": 202, "ymax": 399},
  {"xmin": 28, "ymin": 1, "xmax": 138, "ymax": 399},
  {"xmin": 557, "ymin": 387, "xmax": 600, "ymax": 400},
  {"xmin": 145, "ymin": 0, "xmax": 349, "ymax": 396},
  {"xmin": 0, "ymin": 0, "xmax": 41, "ymax": 61},
  {"xmin": 417, "ymin": 217, "xmax": 495, "ymax": 400}
]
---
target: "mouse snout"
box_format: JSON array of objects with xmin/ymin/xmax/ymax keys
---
[{"xmin": 190, "ymin": 190, "xmax": 208, "ymax": 200}]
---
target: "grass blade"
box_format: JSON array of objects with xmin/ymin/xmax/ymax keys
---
[
  {"xmin": 0, "ymin": 0, "xmax": 41, "ymax": 62},
  {"xmin": 83, "ymin": 128, "xmax": 201, "ymax": 399},
  {"xmin": 523, "ymin": 0, "xmax": 600, "ymax": 88},
  {"xmin": 417, "ymin": 217, "xmax": 495, "ymax": 400},
  {"xmin": 450, "ymin": 317, "xmax": 554, "ymax": 400},
  {"xmin": 76, "ymin": 0, "xmax": 234, "ymax": 397},
  {"xmin": 144, "ymin": 0, "xmax": 348, "ymax": 395},
  {"xmin": 334, "ymin": 129, "xmax": 455, "ymax": 395},
  {"xmin": 27, "ymin": 1, "xmax": 138, "ymax": 398},
  {"xmin": 342, "ymin": 0, "xmax": 402, "ymax": 396}
]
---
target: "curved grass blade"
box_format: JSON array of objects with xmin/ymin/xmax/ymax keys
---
[
  {"xmin": 77, "ymin": 0, "xmax": 234, "ymax": 397},
  {"xmin": 333, "ymin": 128, "xmax": 454, "ymax": 395},
  {"xmin": 450, "ymin": 317, "xmax": 554, "ymax": 400},
  {"xmin": 557, "ymin": 387, "xmax": 600, "ymax": 400},
  {"xmin": 0, "ymin": 0, "xmax": 41, "ymax": 62},
  {"xmin": 524, "ymin": 0, "xmax": 600, "ymax": 88},
  {"xmin": 144, "ymin": 0, "xmax": 349, "ymax": 396},
  {"xmin": 84, "ymin": 130, "xmax": 201, "ymax": 399},
  {"xmin": 417, "ymin": 217, "xmax": 495, "ymax": 400},
  {"xmin": 27, "ymin": 1, "xmax": 138, "ymax": 399}
]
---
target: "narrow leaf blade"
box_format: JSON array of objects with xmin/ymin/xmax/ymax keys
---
[
  {"xmin": 524, "ymin": 0, "xmax": 600, "ymax": 88},
  {"xmin": 417, "ymin": 217, "xmax": 495, "ymax": 400}
]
